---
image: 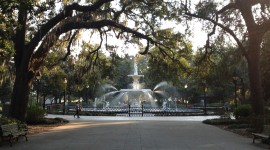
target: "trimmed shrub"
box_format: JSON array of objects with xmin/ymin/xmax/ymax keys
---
[
  {"xmin": 39, "ymin": 118, "xmax": 69, "ymax": 124},
  {"xmin": 203, "ymin": 118, "xmax": 238, "ymax": 125},
  {"xmin": 233, "ymin": 104, "xmax": 252, "ymax": 119},
  {"xmin": 228, "ymin": 124, "xmax": 249, "ymax": 129},
  {"xmin": 26, "ymin": 105, "xmax": 46, "ymax": 124}
]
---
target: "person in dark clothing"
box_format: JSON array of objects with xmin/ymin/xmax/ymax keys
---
[{"xmin": 74, "ymin": 102, "xmax": 81, "ymax": 118}]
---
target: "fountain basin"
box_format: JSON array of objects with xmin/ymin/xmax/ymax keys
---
[{"xmin": 119, "ymin": 89, "xmax": 152, "ymax": 92}]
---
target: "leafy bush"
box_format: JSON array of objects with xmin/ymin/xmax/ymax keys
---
[
  {"xmin": 262, "ymin": 138, "xmax": 270, "ymax": 145},
  {"xmin": 228, "ymin": 124, "xmax": 249, "ymax": 129},
  {"xmin": 233, "ymin": 104, "xmax": 252, "ymax": 119},
  {"xmin": 203, "ymin": 118, "xmax": 238, "ymax": 125},
  {"xmin": 51, "ymin": 117, "xmax": 69, "ymax": 123},
  {"xmin": 26, "ymin": 105, "xmax": 46, "ymax": 124},
  {"xmin": 0, "ymin": 103, "xmax": 2, "ymax": 113},
  {"xmin": 0, "ymin": 116, "xmax": 18, "ymax": 125},
  {"xmin": 36, "ymin": 118, "xmax": 69, "ymax": 124},
  {"xmin": 0, "ymin": 116, "xmax": 27, "ymax": 131}
]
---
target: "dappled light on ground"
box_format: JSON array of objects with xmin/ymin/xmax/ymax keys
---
[{"xmin": 48, "ymin": 121, "xmax": 136, "ymax": 133}]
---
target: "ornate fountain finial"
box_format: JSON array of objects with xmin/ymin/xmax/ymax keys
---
[{"xmin": 134, "ymin": 62, "xmax": 138, "ymax": 75}]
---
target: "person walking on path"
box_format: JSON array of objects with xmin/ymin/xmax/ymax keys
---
[{"xmin": 74, "ymin": 102, "xmax": 81, "ymax": 118}]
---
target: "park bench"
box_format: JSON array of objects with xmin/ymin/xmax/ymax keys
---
[
  {"xmin": 252, "ymin": 125, "xmax": 270, "ymax": 144},
  {"xmin": 0, "ymin": 123, "xmax": 28, "ymax": 147}
]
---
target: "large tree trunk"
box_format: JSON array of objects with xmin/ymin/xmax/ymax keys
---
[
  {"xmin": 9, "ymin": 71, "xmax": 33, "ymax": 121},
  {"xmin": 9, "ymin": 7, "xmax": 31, "ymax": 122},
  {"xmin": 247, "ymin": 37, "xmax": 264, "ymax": 130}
]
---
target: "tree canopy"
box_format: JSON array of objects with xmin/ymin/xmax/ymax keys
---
[
  {"xmin": 0, "ymin": 0, "xmax": 187, "ymax": 121},
  {"xmin": 183, "ymin": 0, "xmax": 270, "ymax": 129},
  {"xmin": 0, "ymin": 0, "xmax": 269, "ymax": 129}
]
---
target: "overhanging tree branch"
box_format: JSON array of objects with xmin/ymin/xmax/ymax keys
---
[
  {"xmin": 217, "ymin": 3, "xmax": 236, "ymax": 14},
  {"xmin": 63, "ymin": 30, "xmax": 79, "ymax": 61},
  {"xmin": 184, "ymin": 11, "xmax": 248, "ymax": 58},
  {"xmin": 26, "ymin": 0, "xmax": 113, "ymax": 52},
  {"xmin": 30, "ymin": 19, "xmax": 160, "ymax": 71}
]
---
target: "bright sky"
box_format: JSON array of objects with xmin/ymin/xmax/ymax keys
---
[
  {"xmin": 80, "ymin": 21, "xmax": 207, "ymax": 57},
  {"xmin": 79, "ymin": 31, "xmax": 141, "ymax": 56},
  {"xmin": 77, "ymin": 0, "xmax": 229, "ymax": 56},
  {"xmin": 63, "ymin": 0, "xmax": 234, "ymax": 57},
  {"xmin": 190, "ymin": 23, "xmax": 207, "ymax": 49}
]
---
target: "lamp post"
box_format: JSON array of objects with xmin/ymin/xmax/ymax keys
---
[
  {"xmin": 168, "ymin": 97, "xmax": 172, "ymax": 109},
  {"xmin": 184, "ymin": 84, "xmax": 188, "ymax": 108},
  {"xmin": 43, "ymin": 95, "xmax": 46, "ymax": 110},
  {"xmin": 63, "ymin": 78, "xmax": 67, "ymax": 115},
  {"xmin": 232, "ymin": 76, "xmax": 238, "ymax": 108},
  {"xmin": 86, "ymin": 85, "xmax": 89, "ymax": 106},
  {"xmin": 36, "ymin": 72, "xmax": 41, "ymax": 105},
  {"xmin": 203, "ymin": 82, "xmax": 207, "ymax": 115},
  {"xmin": 240, "ymin": 77, "xmax": 245, "ymax": 102},
  {"xmin": 174, "ymin": 98, "xmax": 177, "ymax": 111}
]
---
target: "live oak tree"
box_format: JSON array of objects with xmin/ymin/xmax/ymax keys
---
[
  {"xmin": 0, "ymin": 0, "xmax": 182, "ymax": 121},
  {"xmin": 145, "ymin": 28, "xmax": 192, "ymax": 88},
  {"xmin": 183, "ymin": 0, "xmax": 270, "ymax": 129},
  {"xmin": 0, "ymin": 23, "xmax": 14, "ymax": 104},
  {"xmin": 261, "ymin": 32, "xmax": 270, "ymax": 105}
]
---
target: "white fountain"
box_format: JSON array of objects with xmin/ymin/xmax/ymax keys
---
[
  {"xmin": 119, "ymin": 62, "xmax": 153, "ymax": 107},
  {"xmin": 94, "ymin": 61, "xmax": 202, "ymax": 115}
]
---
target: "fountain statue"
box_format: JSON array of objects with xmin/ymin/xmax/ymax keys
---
[
  {"xmin": 134, "ymin": 62, "xmax": 138, "ymax": 75},
  {"xmin": 99, "ymin": 61, "xmax": 169, "ymax": 108},
  {"xmin": 118, "ymin": 61, "xmax": 153, "ymax": 107},
  {"xmin": 105, "ymin": 101, "xmax": 110, "ymax": 108},
  {"xmin": 162, "ymin": 101, "xmax": 167, "ymax": 110},
  {"xmin": 94, "ymin": 60, "xmax": 200, "ymax": 114}
]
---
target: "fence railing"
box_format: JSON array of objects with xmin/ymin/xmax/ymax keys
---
[{"xmin": 46, "ymin": 104, "xmax": 224, "ymax": 116}]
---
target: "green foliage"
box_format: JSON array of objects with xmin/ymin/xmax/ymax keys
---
[
  {"xmin": 145, "ymin": 29, "xmax": 193, "ymax": 90},
  {"xmin": 0, "ymin": 116, "xmax": 68, "ymax": 129},
  {"xmin": 233, "ymin": 104, "xmax": 252, "ymax": 119},
  {"xmin": 108, "ymin": 54, "xmax": 133, "ymax": 90},
  {"xmin": 26, "ymin": 105, "xmax": 46, "ymax": 124},
  {"xmin": 41, "ymin": 118, "xmax": 69, "ymax": 124},
  {"xmin": 203, "ymin": 118, "xmax": 237, "ymax": 125},
  {"xmin": 196, "ymin": 1, "xmax": 217, "ymax": 18},
  {"xmin": 0, "ymin": 79, "xmax": 13, "ymax": 103},
  {"xmin": 0, "ymin": 116, "xmax": 19, "ymax": 125},
  {"xmin": 262, "ymin": 138, "xmax": 270, "ymax": 145},
  {"xmin": 0, "ymin": 116, "xmax": 27, "ymax": 131},
  {"xmin": 227, "ymin": 124, "xmax": 249, "ymax": 129}
]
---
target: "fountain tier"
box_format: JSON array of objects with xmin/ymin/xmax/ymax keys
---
[{"xmin": 120, "ymin": 89, "xmax": 152, "ymax": 92}]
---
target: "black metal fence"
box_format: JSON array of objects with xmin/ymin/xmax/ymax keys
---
[{"xmin": 46, "ymin": 104, "xmax": 225, "ymax": 116}]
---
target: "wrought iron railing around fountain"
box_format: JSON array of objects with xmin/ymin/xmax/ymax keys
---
[
  {"xmin": 46, "ymin": 105, "xmax": 225, "ymax": 116},
  {"xmin": 46, "ymin": 104, "xmax": 224, "ymax": 116}
]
